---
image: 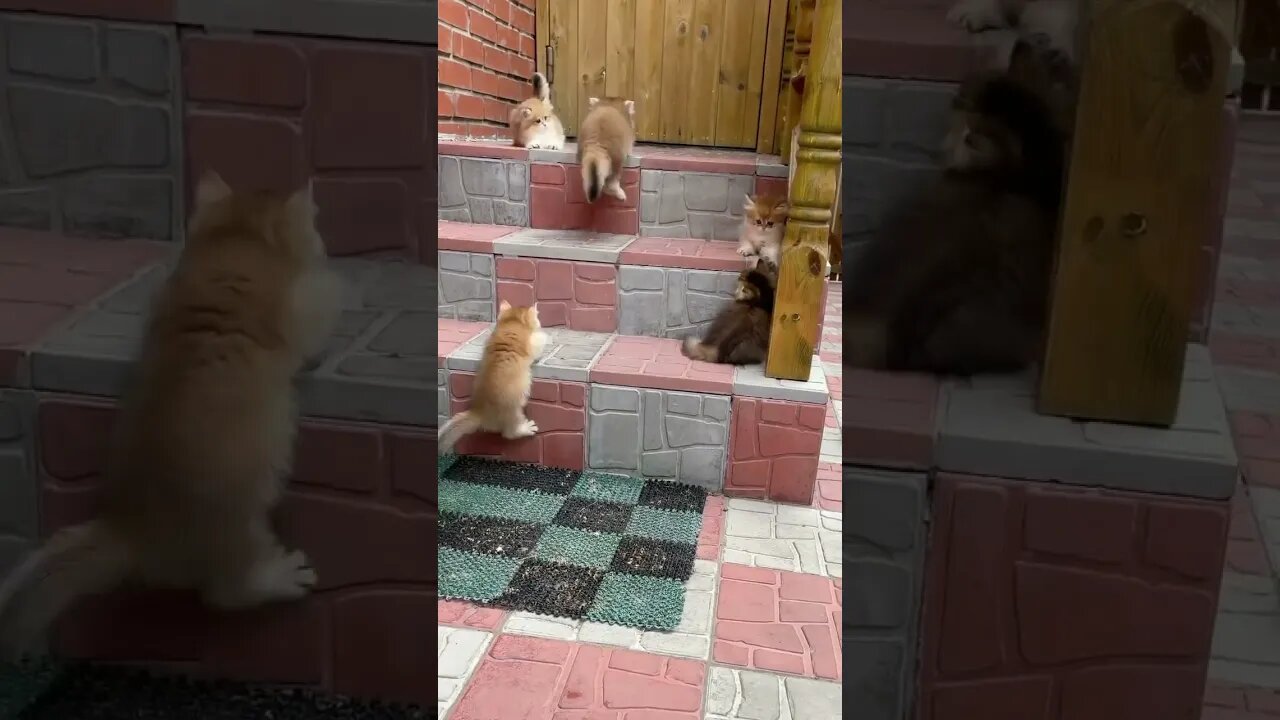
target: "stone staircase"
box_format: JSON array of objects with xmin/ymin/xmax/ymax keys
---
[{"xmin": 436, "ymin": 139, "xmax": 831, "ymax": 505}]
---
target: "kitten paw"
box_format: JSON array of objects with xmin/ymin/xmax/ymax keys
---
[
  {"xmin": 270, "ymin": 550, "xmax": 318, "ymax": 598},
  {"xmin": 946, "ymin": 0, "xmax": 1006, "ymax": 31},
  {"xmin": 606, "ymin": 186, "xmax": 627, "ymax": 202},
  {"xmin": 737, "ymin": 246, "xmax": 755, "ymax": 257},
  {"xmin": 523, "ymin": 421, "xmax": 539, "ymax": 436}
]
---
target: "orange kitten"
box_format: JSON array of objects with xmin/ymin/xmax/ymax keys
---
[
  {"xmin": 438, "ymin": 301, "xmax": 548, "ymax": 452},
  {"xmin": 510, "ymin": 72, "xmax": 565, "ymax": 150},
  {"xmin": 737, "ymin": 194, "xmax": 788, "ymax": 271},
  {"xmin": 578, "ymin": 96, "xmax": 635, "ymax": 203},
  {"xmin": 0, "ymin": 172, "xmax": 343, "ymax": 657}
]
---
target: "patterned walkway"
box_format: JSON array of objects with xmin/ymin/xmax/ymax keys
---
[
  {"xmin": 1203, "ymin": 115, "xmax": 1280, "ymax": 719},
  {"xmin": 437, "ymin": 285, "xmax": 844, "ymax": 719}
]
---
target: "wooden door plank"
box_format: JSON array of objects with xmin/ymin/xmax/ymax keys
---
[
  {"xmin": 548, "ymin": 0, "xmax": 579, "ymax": 137},
  {"xmin": 687, "ymin": 0, "xmax": 725, "ymax": 145},
  {"xmin": 713, "ymin": 0, "xmax": 757, "ymax": 147},
  {"xmin": 606, "ymin": 0, "xmax": 637, "ymax": 100},
  {"xmin": 739, "ymin": 0, "xmax": 772, "ymax": 148},
  {"xmin": 1038, "ymin": 0, "xmax": 1231, "ymax": 425},
  {"xmin": 659, "ymin": 0, "xmax": 695, "ymax": 143},
  {"xmin": 579, "ymin": 2, "xmax": 608, "ymax": 109},
  {"xmin": 756, "ymin": 0, "xmax": 790, "ymax": 154},
  {"xmin": 635, "ymin": 0, "xmax": 666, "ymax": 141}
]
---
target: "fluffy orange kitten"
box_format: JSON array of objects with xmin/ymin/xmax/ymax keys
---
[
  {"xmin": 578, "ymin": 96, "xmax": 635, "ymax": 203},
  {"xmin": 438, "ymin": 301, "xmax": 548, "ymax": 452},
  {"xmin": 737, "ymin": 194, "xmax": 788, "ymax": 271},
  {"xmin": 0, "ymin": 172, "xmax": 344, "ymax": 658},
  {"xmin": 510, "ymin": 72, "xmax": 565, "ymax": 150}
]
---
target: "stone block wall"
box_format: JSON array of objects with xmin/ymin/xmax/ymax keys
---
[
  {"xmin": 448, "ymin": 372, "xmax": 587, "ymax": 470},
  {"xmin": 0, "ymin": 14, "xmax": 182, "ymax": 242},
  {"xmin": 617, "ymin": 266, "xmax": 738, "ymax": 339},
  {"xmin": 639, "ymin": 170, "xmax": 756, "ymax": 240},
  {"xmin": 842, "ymin": 468, "xmax": 928, "ymax": 720},
  {"xmin": 437, "ymin": 0, "xmax": 536, "ymax": 139},
  {"xmin": 587, "ymin": 384, "xmax": 730, "ymax": 492},
  {"xmin": 530, "ymin": 163, "xmax": 639, "ymax": 234},
  {"xmin": 438, "ymin": 154, "xmax": 529, "ymax": 225},
  {"xmin": 36, "ymin": 396, "xmax": 433, "ymax": 705},
  {"xmin": 724, "ymin": 397, "xmax": 825, "ymax": 504},
  {"xmin": 0, "ymin": 390, "xmax": 35, "ymax": 579},
  {"xmin": 495, "ymin": 257, "xmax": 618, "ymax": 332},
  {"xmin": 917, "ymin": 473, "xmax": 1228, "ymax": 720},
  {"xmin": 439, "ymin": 250, "xmax": 496, "ymax": 322}
]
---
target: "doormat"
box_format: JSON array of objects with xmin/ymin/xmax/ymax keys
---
[
  {"xmin": 0, "ymin": 659, "xmax": 429, "ymax": 720},
  {"xmin": 438, "ymin": 455, "xmax": 708, "ymax": 631}
]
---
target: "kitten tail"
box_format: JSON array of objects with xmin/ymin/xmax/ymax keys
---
[
  {"xmin": 532, "ymin": 72, "xmax": 550, "ymax": 101},
  {"xmin": 681, "ymin": 337, "xmax": 719, "ymax": 363},
  {"xmin": 0, "ymin": 521, "xmax": 132, "ymax": 660},
  {"xmin": 581, "ymin": 146, "xmax": 609, "ymax": 203},
  {"xmin": 438, "ymin": 410, "xmax": 481, "ymax": 454}
]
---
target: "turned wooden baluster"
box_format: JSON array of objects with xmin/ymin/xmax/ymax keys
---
[
  {"xmin": 764, "ymin": 0, "xmax": 839, "ymax": 381},
  {"xmin": 777, "ymin": 0, "xmax": 814, "ymax": 164}
]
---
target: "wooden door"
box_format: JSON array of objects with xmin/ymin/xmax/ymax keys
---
[{"xmin": 535, "ymin": 0, "xmax": 788, "ymax": 150}]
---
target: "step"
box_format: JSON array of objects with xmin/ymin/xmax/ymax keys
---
[
  {"xmin": 845, "ymin": 0, "xmax": 1006, "ymax": 82},
  {"xmin": 0, "ymin": 229, "xmax": 432, "ymax": 706},
  {"xmin": 438, "ymin": 139, "xmax": 789, "ymax": 240},
  {"xmin": 439, "ymin": 221, "xmax": 828, "ymax": 341},
  {"xmin": 437, "ymin": 321, "xmax": 829, "ymax": 505}
]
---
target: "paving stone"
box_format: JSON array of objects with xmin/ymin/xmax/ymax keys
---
[
  {"xmin": 438, "ymin": 155, "xmax": 529, "ymax": 226},
  {"xmin": 587, "ymin": 384, "xmax": 728, "ymax": 491},
  {"xmin": 437, "ymin": 626, "xmax": 491, "ymax": 717},
  {"xmin": 640, "ymin": 170, "xmax": 754, "ymax": 239},
  {"xmin": 705, "ymin": 667, "xmax": 842, "ymax": 719},
  {"xmin": 495, "ymin": 228, "xmax": 635, "ymax": 263},
  {"xmin": 712, "ymin": 564, "xmax": 841, "ymax": 681},
  {"xmin": 617, "ymin": 266, "xmax": 737, "ymax": 339},
  {"xmin": 733, "ymin": 362, "xmax": 829, "ymax": 404},
  {"xmin": 723, "ymin": 503, "xmax": 838, "ymax": 578},
  {"xmin": 105, "ymin": 26, "xmax": 171, "ymax": 95},
  {"xmin": 62, "ymin": 175, "xmax": 174, "ymax": 241},
  {"xmin": 438, "ymin": 250, "xmax": 494, "ymax": 321},
  {"xmin": 446, "ymin": 325, "xmax": 610, "ymax": 383},
  {"xmin": 7, "ymin": 16, "xmax": 98, "ymax": 82}
]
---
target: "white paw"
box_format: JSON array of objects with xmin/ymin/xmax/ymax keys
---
[
  {"xmin": 522, "ymin": 420, "xmax": 539, "ymax": 436},
  {"xmin": 946, "ymin": 0, "xmax": 1006, "ymax": 31},
  {"xmin": 737, "ymin": 246, "xmax": 754, "ymax": 257},
  {"xmin": 267, "ymin": 549, "xmax": 317, "ymax": 598},
  {"xmin": 607, "ymin": 187, "xmax": 627, "ymax": 202}
]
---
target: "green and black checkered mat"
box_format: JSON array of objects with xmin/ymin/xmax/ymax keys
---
[
  {"xmin": 0, "ymin": 659, "xmax": 427, "ymax": 720},
  {"xmin": 437, "ymin": 454, "xmax": 708, "ymax": 631}
]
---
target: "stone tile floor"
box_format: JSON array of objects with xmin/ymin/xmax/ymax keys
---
[
  {"xmin": 436, "ymin": 282, "xmax": 844, "ymax": 719},
  {"xmin": 1204, "ymin": 116, "xmax": 1280, "ymax": 718}
]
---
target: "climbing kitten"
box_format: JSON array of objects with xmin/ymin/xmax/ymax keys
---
[
  {"xmin": 948, "ymin": 0, "xmax": 1079, "ymax": 62},
  {"xmin": 681, "ymin": 267, "xmax": 776, "ymax": 365},
  {"xmin": 845, "ymin": 40, "xmax": 1073, "ymax": 375},
  {"xmin": 737, "ymin": 194, "xmax": 788, "ymax": 271},
  {"xmin": 438, "ymin": 301, "xmax": 548, "ymax": 453},
  {"xmin": 510, "ymin": 72, "xmax": 565, "ymax": 150},
  {"xmin": 578, "ymin": 96, "xmax": 635, "ymax": 203},
  {"xmin": 0, "ymin": 172, "xmax": 344, "ymax": 657}
]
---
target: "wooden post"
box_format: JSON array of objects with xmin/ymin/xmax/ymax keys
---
[
  {"xmin": 1038, "ymin": 0, "xmax": 1231, "ymax": 425},
  {"xmin": 764, "ymin": 0, "xmax": 839, "ymax": 381},
  {"xmin": 777, "ymin": 0, "xmax": 813, "ymax": 163}
]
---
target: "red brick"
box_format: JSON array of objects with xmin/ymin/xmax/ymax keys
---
[
  {"xmin": 55, "ymin": 589, "xmax": 208, "ymax": 662},
  {"xmin": 456, "ymin": 93, "xmax": 485, "ymax": 120},
  {"xmin": 0, "ymin": 266, "xmax": 123, "ymax": 307},
  {"xmin": 314, "ymin": 178, "xmax": 412, "ymax": 255},
  {"xmin": 468, "ymin": 8, "xmax": 499, "ymax": 42},
  {"xmin": 1059, "ymin": 666, "xmax": 1207, "ymax": 720},
  {"xmin": 332, "ymin": 591, "xmax": 435, "ymax": 706},
  {"xmin": 483, "ymin": 97, "xmax": 508, "ymax": 123},
  {"xmin": 38, "ymin": 400, "xmax": 114, "ymax": 482},
  {"xmin": 511, "ymin": 54, "xmax": 535, "ymax": 79},
  {"xmin": 438, "ymin": 90, "xmax": 456, "ymax": 116},
  {"xmin": 439, "ymin": 56, "xmax": 472, "ymax": 90},
  {"xmin": 936, "ymin": 482, "xmax": 1008, "ymax": 674},
  {"xmin": 455, "ymin": 32, "xmax": 484, "ymax": 65},
  {"xmin": 725, "ymin": 398, "xmax": 821, "ymax": 504},
  {"xmin": 712, "ymin": 565, "xmax": 841, "ymax": 681},
  {"xmin": 491, "ymin": 0, "xmax": 511, "ymax": 23},
  {"xmin": 310, "ymin": 47, "xmax": 425, "ymax": 169},
  {"xmin": 1023, "ymin": 489, "xmax": 1137, "ymax": 564},
  {"xmin": 520, "ymin": 33, "xmax": 535, "ymax": 58},
  {"xmin": 1204, "ymin": 681, "xmax": 1248, "ymax": 708},
  {"xmin": 449, "ymin": 373, "xmax": 587, "ymax": 470},
  {"xmin": 484, "ymin": 44, "xmax": 511, "ymax": 74},
  {"xmin": 472, "ymin": 68, "xmax": 505, "ymax": 98},
  {"xmin": 511, "ymin": 4, "xmax": 534, "ymax": 33},
  {"xmin": 186, "ymin": 112, "xmax": 305, "ymax": 194},
  {"xmin": 438, "ymin": 25, "xmax": 454, "ymax": 54},
  {"xmin": 530, "ymin": 162, "xmax": 565, "ymax": 185},
  {"xmin": 389, "ymin": 430, "xmax": 432, "ymax": 506},
  {"xmin": 183, "ymin": 36, "xmax": 306, "ymax": 108},
  {"xmin": 1145, "ymin": 501, "xmax": 1229, "ymax": 579},
  {"xmin": 1248, "ymin": 687, "xmax": 1280, "ymax": 714},
  {"xmin": 930, "ymin": 678, "xmax": 1053, "ymax": 720},
  {"xmin": 439, "ymin": 0, "xmax": 468, "ymax": 29},
  {"xmin": 203, "ymin": 600, "xmax": 325, "ymax": 684},
  {"xmin": 292, "ymin": 421, "xmax": 383, "ymax": 493}
]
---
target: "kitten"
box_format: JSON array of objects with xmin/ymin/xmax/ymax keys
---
[
  {"xmin": 680, "ymin": 267, "xmax": 777, "ymax": 365},
  {"xmin": 948, "ymin": 0, "xmax": 1079, "ymax": 62},
  {"xmin": 438, "ymin": 301, "xmax": 548, "ymax": 452},
  {"xmin": 0, "ymin": 172, "xmax": 343, "ymax": 657},
  {"xmin": 845, "ymin": 40, "xmax": 1073, "ymax": 375},
  {"xmin": 737, "ymin": 194, "xmax": 788, "ymax": 272},
  {"xmin": 510, "ymin": 72, "xmax": 566, "ymax": 150},
  {"xmin": 578, "ymin": 96, "xmax": 636, "ymax": 203}
]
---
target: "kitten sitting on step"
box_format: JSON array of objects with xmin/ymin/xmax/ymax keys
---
[
  {"xmin": 681, "ymin": 267, "xmax": 777, "ymax": 366},
  {"xmin": 510, "ymin": 72, "xmax": 566, "ymax": 151},
  {"xmin": 737, "ymin": 194, "xmax": 788, "ymax": 272}
]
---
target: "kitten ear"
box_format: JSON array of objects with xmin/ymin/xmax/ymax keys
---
[
  {"xmin": 587, "ymin": 97, "xmax": 599, "ymax": 108},
  {"xmin": 195, "ymin": 170, "xmax": 231, "ymax": 207},
  {"xmin": 285, "ymin": 181, "xmax": 317, "ymax": 219},
  {"xmin": 499, "ymin": 299, "xmax": 512, "ymax": 313},
  {"xmin": 776, "ymin": 202, "xmax": 790, "ymax": 215},
  {"xmin": 743, "ymin": 194, "xmax": 754, "ymax": 210},
  {"xmin": 520, "ymin": 106, "xmax": 533, "ymax": 118},
  {"xmin": 623, "ymin": 100, "xmax": 635, "ymax": 115}
]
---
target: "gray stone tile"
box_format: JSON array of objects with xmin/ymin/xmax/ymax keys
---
[
  {"xmin": 494, "ymin": 228, "xmax": 636, "ymax": 263},
  {"xmin": 617, "ymin": 266, "xmax": 736, "ymax": 339},
  {"xmin": 438, "ymin": 250, "xmax": 495, "ymax": 321},
  {"xmin": 445, "ymin": 326, "xmax": 610, "ymax": 383},
  {"xmin": 587, "ymin": 384, "xmax": 728, "ymax": 491},
  {"xmin": 935, "ymin": 345, "xmax": 1238, "ymax": 499},
  {"xmin": 732, "ymin": 362, "xmax": 828, "ymax": 404},
  {"xmin": 1218, "ymin": 366, "xmax": 1280, "ymax": 415},
  {"xmin": 528, "ymin": 141, "xmax": 640, "ymax": 167}
]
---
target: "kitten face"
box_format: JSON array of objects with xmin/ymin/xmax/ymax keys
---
[
  {"xmin": 734, "ymin": 275, "xmax": 760, "ymax": 303},
  {"xmin": 189, "ymin": 171, "xmax": 326, "ymax": 261},
  {"xmin": 742, "ymin": 194, "xmax": 788, "ymax": 232},
  {"xmin": 497, "ymin": 300, "xmax": 541, "ymax": 329}
]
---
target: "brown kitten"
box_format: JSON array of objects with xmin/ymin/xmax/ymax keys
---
[
  {"xmin": 681, "ymin": 267, "xmax": 776, "ymax": 365},
  {"xmin": 578, "ymin": 96, "xmax": 636, "ymax": 203},
  {"xmin": 438, "ymin": 301, "xmax": 548, "ymax": 452},
  {"xmin": 0, "ymin": 172, "xmax": 344, "ymax": 657},
  {"xmin": 737, "ymin": 194, "xmax": 788, "ymax": 271},
  {"xmin": 510, "ymin": 72, "xmax": 566, "ymax": 150},
  {"xmin": 845, "ymin": 40, "xmax": 1071, "ymax": 375}
]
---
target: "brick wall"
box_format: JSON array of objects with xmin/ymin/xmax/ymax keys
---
[{"xmin": 438, "ymin": 0, "xmax": 536, "ymax": 139}]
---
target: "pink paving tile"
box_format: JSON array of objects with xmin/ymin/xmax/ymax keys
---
[
  {"xmin": 725, "ymin": 397, "xmax": 824, "ymax": 505},
  {"xmin": 617, "ymin": 236, "xmax": 745, "ymax": 271},
  {"xmin": 1230, "ymin": 411, "xmax": 1280, "ymax": 489},
  {"xmin": 1226, "ymin": 480, "xmax": 1270, "ymax": 575},
  {"xmin": 1219, "ymin": 277, "xmax": 1280, "ymax": 307},
  {"xmin": 756, "ymin": 176, "xmax": 788, "ymax": 198},
  {"xmin": 637, "ymin": 145, "xmax": 761, "ymax": 175},
  {"xmin": 1210, "ymin": 332, "xmax": 1280, "ymax": 374},
  {"xmin": 529, "ymin": 162, "xmax": 638, "ymax": 234},
  {"xmin": 712, "ymin": 564, "xmax": 842, "ymax": 681},
  {"xmin": 438, "ymin": 220, "xmax": 517, "ymax": 253},
  {"xmin": 1203, "ymin": 680, "xmax": 1280, "ymax": 718},
  {"xmin": 449, "ymin": 373, "xmax": 587, "ymax": 470},
  {"xmin": 589, "ymin": 335, "xmax": 734, "ymax": 394},
  {"xmin": 813, "ymin": 463, "xmax": 842, "ymax": 513},
  {"xmin": 495, "ymin": 257, "xmax": 617, "ymax": 331},
  {"xmin": 437, "ymin": 599, "xmax": 507, "ymax": 631},
  {"xmin": 450, "ymin": 635, "xmax": 707, "ymax": 719},
  {"xmin": 438, "ymin": 319, "xmax": 488, "ymax": 366},
  {"xmin": 696, "ymin": 495, "xmax": 726, "ymax": 561},
  {"xmin": 842, "ymin": 367, "xmax": 940, "ymax": 470},
  {"xmin": 438, "ymin": 139, "xmax": 529, "ymax": 160}
]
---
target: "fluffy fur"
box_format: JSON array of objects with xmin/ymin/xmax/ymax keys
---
[
  {"xmin": 438, "ymin": 301, "xmax": 548, "ymax": 453},
  {"xmin": 511, "ymin": 72, "xmax": 566, "ymax": 150},
  {"xmin": 737, "ymin": 194, "xmax": 788, "ymax": 272},
  {"xmin": 681, "ymin": 268, "xmax": 776, "ymax": 366},
  {"xmin": 845, "ymin": 40, "xmax": 1073, "ymax": 376},
  {"xmin": 578, "ymin": 97, "xmax": 635, "ymax": 203},
  {"xmin": 0, "ymin": 172, "xmax": 344, "ymax": 658},
  {"xmin": 948, "ymin": 0, "xmax": 1079, "ymax": 62}
]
